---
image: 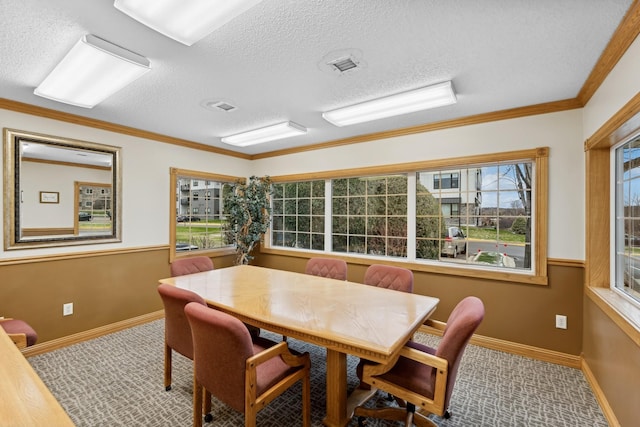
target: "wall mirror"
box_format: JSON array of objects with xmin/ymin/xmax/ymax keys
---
[{"xmin": 3, "ymin": 128, "xmax": 122, "ymax": 249}]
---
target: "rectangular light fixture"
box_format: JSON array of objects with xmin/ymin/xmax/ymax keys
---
[
  {"xmin": 34, "ymin": 35, "xmax": 150, "ymax": 109},
  {"xmin": 322, "ymin": 81, "xmax": 457, "ymax": 127},
  {"xmin": 114, "ymin": 0, "xmax": 263, "ymax": 46},
  {"xmin": 221, "ymin": 122, "xmax": 307, "ymax": 147}
]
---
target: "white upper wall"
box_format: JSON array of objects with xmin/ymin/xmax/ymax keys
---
[
  {"xmin": 0, "ymin": 109, "xmax": 252, "ymax": 259},
  {"xmin": 252, "ymin": 109, "xmax": 586, "ymax": 261},
  {"xmin": 583, "ymin": 35, "xmax": 640, "ymax": 139}
]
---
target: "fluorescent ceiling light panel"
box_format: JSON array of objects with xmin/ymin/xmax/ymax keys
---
[
  {"xmin": 322, "ymin": 81, "xmax": 457, "ymax": 127},
  {"xmin": 222, "ymin": 122, "xmax": 307, "ymax": 147},
  {"xmin": 114, "ymin": 0, "xmax": 263, "ymax": 46},
  {"xmin": 34, "ymin": 35, "xmax": 150, "ymax": 109}
]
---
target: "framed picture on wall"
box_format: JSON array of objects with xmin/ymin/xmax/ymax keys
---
[{"xmin": 39, "ymin": 191, "xmax": 59, "ymax": 204}]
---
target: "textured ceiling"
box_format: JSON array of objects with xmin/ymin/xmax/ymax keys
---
[{"xmin": 0, "ymin": 0, "xmax": 634, "ymax": 155}]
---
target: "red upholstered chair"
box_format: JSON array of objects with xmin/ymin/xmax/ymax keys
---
[
  {"xmin": 157, "ymin": 284, "xmax": 207, "ymax": 391},
  {"xmin": 305, "ymin": 257, "xmax": 348, "ymax": 280},
  {"xmin": 185, "ymin": 302, "xmax": 311, "ymax": 427},
  {"xmin": 357, "ymin": 264, "xmax": 414, "ymax": 390},
  {"xmin": 0, "ymin": 318, "xmax": 38, "ymax": 349},
  {"xmin": 363, "ymin": 264, "xmax": 414, "ymax": 293},
  {"xmin": 354, "ymin": 296, "xmax": 485, "ymax": 427},
  {"xmin": 170, "ymin": 256, "xmax": 214, "ymax": 276}
]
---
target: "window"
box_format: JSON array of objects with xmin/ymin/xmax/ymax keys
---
[
  {"xmin": 614, "ymin": 132, "xmax": 640, "ymax": 304},
  {"xmin": 433, "ymin": 172, "xmax": 459, "ymax": 189},
  {"xmin": 267, "ymin": 148, "xmax": 547, "ymax": 284},
  {"xmin": 585, "ymin": 101, "xmax": 640, "ymax": 343},
  {"xmin": 332, "ymin": 175, "xmax": 407, "ymax": 257},
  {"xmin": 271, "ymin": 180, "xmax": 325, "ymax": 250},
  {"xmin": 169, "ymin": 168, "xmax": 240, "ymax": 260},
  {"xmin": 417, "ymin": 163, "xmax": 533, "ymax": 272}
]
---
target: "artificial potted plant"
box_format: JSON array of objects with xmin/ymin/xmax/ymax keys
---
[{"xmin": 223, "ymin": 175, "xmax": 272, "ymax": 265}]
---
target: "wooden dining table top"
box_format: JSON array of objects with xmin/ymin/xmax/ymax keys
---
[
  {"xmin": 159, "ymin": 264, "xmax": 439, "ymax": 363},
  {"xmin": 0, "ymin": 326, "xmax": 75, "ymax": 426}
]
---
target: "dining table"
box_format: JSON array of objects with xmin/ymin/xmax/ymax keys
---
[{"xmin": 159, "ymin": 264, "xmax": 439, "ymax": 427}]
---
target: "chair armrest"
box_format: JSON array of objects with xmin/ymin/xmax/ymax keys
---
[
  {"xmin": 398, "ymin": 346, "xmax": 448, "ymax": 371},
  {"xmin": 247, "ymin": 341, "xmax": 310, "ymax": 369},
  {"xmin": 362, "ymin": 345, "xmax": 449, "ymax": 414},
  {"xmin": 424, "ymin": 318, "xmax": 446, "ymax": 331}
]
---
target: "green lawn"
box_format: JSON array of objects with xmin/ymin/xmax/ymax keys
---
[{"xmin": 466, "ymin": 227, "xmax": 526, "ymax": 243}]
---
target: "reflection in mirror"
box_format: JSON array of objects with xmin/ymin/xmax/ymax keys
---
[{"xmin": 3, "ymin": 128, "xmax": 121, "ymax": 249}]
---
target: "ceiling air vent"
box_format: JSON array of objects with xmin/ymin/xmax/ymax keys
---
[
  {"xmin": 201, "ymin": 100, "xmax": 238, "ymax": 112},
  {"xmin": 330, "ymin": 56, "xmax": 358, "ymax": 73}
]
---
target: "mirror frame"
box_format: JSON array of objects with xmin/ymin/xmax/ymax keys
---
[{"xmin": 3, "ymin": 128, "xmax": 122, "ymax": 249}]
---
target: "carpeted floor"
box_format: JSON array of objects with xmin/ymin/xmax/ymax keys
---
[{"xmin": 28, "ymin": 320, "xmax": 608, "ymax": 426}]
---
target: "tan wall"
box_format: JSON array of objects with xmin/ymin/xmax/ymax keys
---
[
  {"xmin": 0, "ymin": 248, "xmax": 236, "ymax": 343},
  {"xmin": 583, "ymin": 297, "xmax": 640, "ymax": 427},
  {"xmin": 253, "ymin": 251, "xmax": 584, "ymax": 355}
]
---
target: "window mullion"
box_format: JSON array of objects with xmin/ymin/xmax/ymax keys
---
[
  {"xmin": 325, "ymin": 179, "xmax": 332, "ymax": 252},
  {"xmin": 407, "ymin": 173, "xmax": 417, "ymax": 261}
]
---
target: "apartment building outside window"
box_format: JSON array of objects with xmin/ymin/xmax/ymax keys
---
[{"xmin": 267, "ymin": 148, "xmax": 548, "ymax": 284}]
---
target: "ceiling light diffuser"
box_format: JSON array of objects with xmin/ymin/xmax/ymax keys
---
[
  {"xmin": 114, "ymin": 0, "xmax": 263, "ymax": 46},
  {"xmin": 221, "ymin": 122, "xmax": 307, "ymax": 147},
  {"xmin": 322, "ymin": 81, "xmax": 457, "ymax": 127},
  {"xmin": 34, "ymin": 35, "xmax": 150, "ymax": 109}
]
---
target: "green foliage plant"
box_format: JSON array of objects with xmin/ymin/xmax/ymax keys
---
[
  {"xmin": 223, "ymin": 176, "xmax": 272, "ymax": 265},
  {"xmin": 511, "ymin": 216, "xmax": 528, "ymax": 235}
]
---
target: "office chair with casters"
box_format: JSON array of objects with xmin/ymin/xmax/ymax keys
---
[
  {"xmin": 357, "ymin": 264, "xmax": 414, "ymax": 390},
  {"xmin": 305, "ymin": 257, "xmax": 348, "ymax": 280},
  {"xmin": 157, "ymin": 284, "xmax": 207, "ymax": 391},
  {"xmin": 185, "ymin": 302, "xmax": 311, "ymax": 427},
  {"xmin": 170, "ymin": 256, "xmax": 214, "ymax": 276},
  {"xmin": 363, "ymin": 264, "xmax": 414, "ymax": 293},
  {"xmin": 354, "ymin": 296, "xmax": 485, "ymax": 427},
  {"xmin": 0, "ymin": 318, "xmax": 37, "ymax": 349}
]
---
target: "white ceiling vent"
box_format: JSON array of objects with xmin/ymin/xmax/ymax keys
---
[
  {"xmin": 330, "ymin": 57, "xmax": 359, "ymax": 73},
  {"xmin": 201, "ymin": 99, "xmax": 238, "ymax": 112},
  {"xmin": 319, "ymin": 48, "xmax": 367, "ymax": 75}
]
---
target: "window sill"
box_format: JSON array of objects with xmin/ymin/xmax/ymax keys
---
[
  {"xmin": 172, "ymin": 247, "xmax": 236, "ymax": 261},
  {"xmin": 260, "ymin": 247, "xmax": 548, "ymax": 285},
  {"xmin": 586, "ymin": 287, "xmax": 640, "ymax": 348}
]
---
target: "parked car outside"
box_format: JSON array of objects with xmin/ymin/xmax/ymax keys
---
[
  {"xmin": 78, "ymin": 212, "xmax": 92, "ymax": 221},
  {"xmin": 469, "ymin": 250, "xmax": 516, "ymax": 268},
  {"xmin": 441, "ymin": 226, "xmax": 467, "ymax": 258}
]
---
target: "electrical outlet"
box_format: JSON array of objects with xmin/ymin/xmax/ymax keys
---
[
  {"xmin": 555, "ymin": 314, "xmax": 567, "ymax": 329},
  {"xmin": 63, "ymin": 303, "xmax": 73, "ymax": 316}
]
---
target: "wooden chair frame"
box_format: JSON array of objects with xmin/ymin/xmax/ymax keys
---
[{"xmin": 193, "ymin": 341, "xmax": 311, "ymax": 427}]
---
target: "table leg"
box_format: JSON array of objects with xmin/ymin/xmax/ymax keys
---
[{"xmin": 322, "ymin": 349, "xmax": 348, "ymax": 427}]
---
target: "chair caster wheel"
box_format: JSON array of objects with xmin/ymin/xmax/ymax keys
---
[
  {"xmin": 357, "ymin": 416, "xmax": 367, "ymax": 427},
  {"xmin": 444, "ymin": 410, "xmax": 451, "ymax": 419},
  {"xmin": 165, "ymin": 385, "xmax": 171, "ymax": 391},
  {"xmin": 204, "ymin": 413, "xmax": 213, "ymax": 423}
]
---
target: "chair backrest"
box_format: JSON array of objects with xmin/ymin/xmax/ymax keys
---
[
  {"xmin": 185, "ymin": 302, "xmax": 255, "ymax": 413},
  {"xmin": 436, "ymin": 296, "xmax": 485, "ymax": 408},
  {"xmin": 305, "ymin": 257, "xmax": 348, "ymax": 280},
  {"xmin": 170, "ymin": 256, "xmax": 214, "ymax": 276},
  {"xmin": 157, "ymin": 284, "xmax": 206, "ymax": 359},
  {"xmin": 363, "ymin": 264, "xmax": 413, "ymax": 293}
]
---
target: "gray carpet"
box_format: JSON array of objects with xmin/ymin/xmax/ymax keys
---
[{"xmin": 28, "ymin": 320, "xmax": 607, "ymax": 426}]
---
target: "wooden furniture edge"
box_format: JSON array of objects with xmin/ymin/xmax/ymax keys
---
[
  {"xmin": 418, "ymin": 324, "xmax": 582, "ymax": 368},
  {"xmin": 22, "ymin": 310, "xmax": 164, "ymax": 357}
]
